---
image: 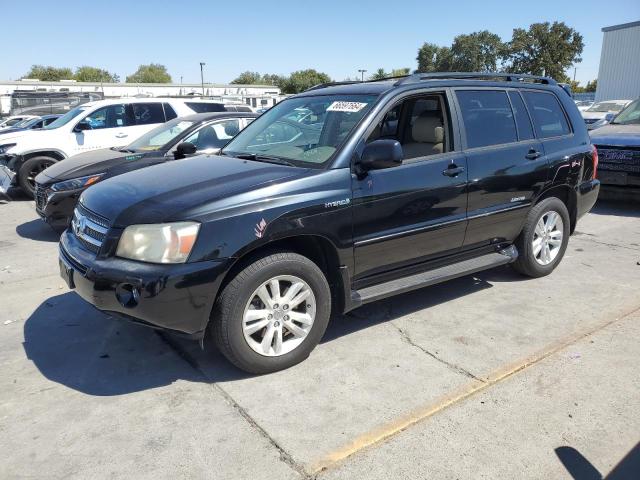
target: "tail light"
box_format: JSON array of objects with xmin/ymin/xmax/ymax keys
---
[{"xmin": 591, "ymin": 144, "xmax": 598, "ymax": 179}]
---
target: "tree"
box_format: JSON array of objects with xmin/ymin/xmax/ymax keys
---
[
  {"xmin": 450, "ymin": 31, "xmax": 505, "ymax": 72},
  {"xmin": 74, "ymin": 66, "xmax": 119, "ymax": 83},
  {"xmin": 390, "ymin": 68, "xmax": 410, "ymax": 77},
  {"xmin": 370, "ymin": 68, "xmax": 389, "ymax": 80},
  {"xmin": 281, "ymin": 69, "xmax": 331, "ymax": 94},
  {"xmin": 231, "ymin": 71, "xmax": 263, "ymax": 84},
  {"xmin": 260, "ymin": 73, "xmax": 287, "ymax": 88},
  {"xmin": 504, "ymin": 22, "xmax": 584, "ymax": 82},
  {"xmin": 416, "ymin": 43, "xmax": 454, "ymax": 72},
  {"xmin": 126, "ymin": 64, "xmax": 172, "ymax": 83},
  {"xmin": 23, "ymin": 65, "xmax": 74, "ymax": 81},
  {"xmin": 585, "ymin": 79, "xmax": 597, "ymax": 92}
]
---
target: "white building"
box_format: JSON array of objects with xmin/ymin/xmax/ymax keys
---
[
  {"xmin": 0, "ymin": 79, "xmax": 284, "ymax": 115},
  {"xmin": 595, "ymin": 20, "xmax": 640, "ymax": 102}
]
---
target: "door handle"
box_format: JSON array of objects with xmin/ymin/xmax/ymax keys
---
[
  {"xmin": 442, "ymin": 165, "xmax": 465, "ymax": 177},
  {"xmin": 115, "ymin": 133, "xmax": 128, "ymax": 138},
  {"xmin": 525, "ymin": 149, "xmax": 542, "ymax": 160}
]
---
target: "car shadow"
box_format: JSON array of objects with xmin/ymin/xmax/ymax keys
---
[
  {"xmin": 556, "ymin": 442, "xmax": 640, "ymax": 479},
  {"xmin": 590, "ymin": 199, "xmax": 640, "ymax": 218},
  {"xmin": 16, "ymin": 219, "xmax": 60, "ymax": 242},
  {"xmin": 2, "ymin": 186, "xmax": 30, "ymax": 202},
  {"xmin": 23, "ymin": 292, "xmax": 206, "ymax": 396}
]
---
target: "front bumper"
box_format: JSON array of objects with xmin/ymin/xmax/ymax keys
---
[
  {"xmin": 59, "ymin": 229, "xmax": 233, "ymax": 338},
  {"xmin": 35, "ymin": 183, "xmax": 82, "ymax": 230}
]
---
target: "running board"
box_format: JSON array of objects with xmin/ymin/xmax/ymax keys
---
[{"xmin": 352, "ymin": 246, "xmax": 518, "ymax": 306}]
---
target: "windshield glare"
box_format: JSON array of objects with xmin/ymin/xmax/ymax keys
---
[
  {"xmin": 587, "ymin": 102, "xmax": 627, "ymax": 113},
  {"xmin": 223, "ymin": 94, "xmax": 378, "ymax": 166},
  {"xmin": 127, "ymin": 119, "xmax": 195, "ymax": 151},
  {"xmin": 611, "ymin": 99, "xmax": 640, "ymax": 125},
  {"xmin": 44, "ymin": 106, "xmax": 88, "ymax": 130}
]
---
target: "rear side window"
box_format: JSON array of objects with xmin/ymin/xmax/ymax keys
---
[
  {"xmin": 185, "ymin": 102, "xmax": 226, "ymax": 113},
  {"xmin": 508, "ymin": 91, "xmax": 534, "ymax": 141},
  {"xmin": 163, "ymin": 103, "xmax": 177, "ymax": 121},
  {"xmin": 522, "ymin": 91, "xmax": 571, "ymax": 138},
  {"xmin": 456, "ymin": 90, "xmax": 517, "ymax": 148},
  {"xmin": 132, "ymin": 103, "xmax": 165, "ymax": 125}
]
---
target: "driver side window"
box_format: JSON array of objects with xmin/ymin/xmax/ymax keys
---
[{"xmin": 81, "ymin": 104, "xmax": 131, "ymax": 130}]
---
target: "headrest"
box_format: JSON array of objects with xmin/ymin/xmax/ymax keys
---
[
  {"xmin": 412, "ymin": 115, "xmax": 444, "ymax": 143},
  {"xmin": 224, "ymin": 122, "xmax": 240, "ymax": 136}
]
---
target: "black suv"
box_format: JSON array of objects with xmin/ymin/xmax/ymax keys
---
[{"xmin": 59, "ymin": 73, "xmax": 600, "ymax": 374}]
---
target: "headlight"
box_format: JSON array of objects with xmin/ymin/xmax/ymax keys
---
[
  {"xmin": 50, "ymin": 173, "xmax": 104, "ymax": 192},
  {"xmin": 0, "ymin": 143, "xmax": 16, "ymax": 154},
  {"xmin": 116, "ymin": 222, "xmax": 200, "ymax": 264}
]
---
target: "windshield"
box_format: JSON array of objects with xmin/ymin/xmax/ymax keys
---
[
  {"xmin": 13, "ymin": 118, "xmax": 35, "ymax": 128},
  {"xmin": 586, "ymin": 101, "xmax": 628, "ymax": 113},
  {"xmin": 44, "ymin": 106, "xmax": 89, "ymax": 130},
  {"xmin": 223, "ymin": 94, "xmax": 378, "ymax": 166},
  {"xmin": 127, "ymin": 119, "xmax": 195, "ymax": 152},
  {"xmin": 611, "ymin": 99, "xmax": 640, "ymax": 125}
]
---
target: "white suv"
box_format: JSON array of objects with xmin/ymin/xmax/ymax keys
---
[{"xmin": 0, "ymin": 98, "xmax": 226, "ymax": 197}]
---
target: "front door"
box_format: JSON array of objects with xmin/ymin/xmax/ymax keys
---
[
  {"xmin": 352, "ymin": 91, "xmax": 468, "ymax": 283},
  {"xmin": 454, "ymin": 88, "xmax": 548, "ymax": 248},
  {"xmin": 72, "ymin": 103, "xmax": 133, "ymax": 154}
]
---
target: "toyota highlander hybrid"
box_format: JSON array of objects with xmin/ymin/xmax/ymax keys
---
[{"xmin": 59, "ymin": 73, "xmax": 600, "ymax": 374}]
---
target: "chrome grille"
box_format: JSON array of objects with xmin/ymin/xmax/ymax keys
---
[{"xmin": 71, "ymin": 205, "xmax": 110, "ymax": 254}]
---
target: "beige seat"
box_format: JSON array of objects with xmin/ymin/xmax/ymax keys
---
[{"xmin": 402, "ymin": 115, "xmax": 444, "ymax": 159}]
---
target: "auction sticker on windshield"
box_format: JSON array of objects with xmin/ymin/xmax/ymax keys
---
[{"xmin": 327, "ymin": 101, "xmax": 368, "ymax": 113}]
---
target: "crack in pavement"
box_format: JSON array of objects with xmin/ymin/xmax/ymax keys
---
[
  {"xmin": 157, "ymin": 332, "xmax": 312, "ymax": 480},
  {"xmin": 390, "ymin": 322, "xmax": 486, "ymax": 383},
  {"xmin": 574, "ymin": 231, "xmax": 640, "ymax": 252}
]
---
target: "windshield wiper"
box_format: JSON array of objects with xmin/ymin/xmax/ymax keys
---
[{"xmin": 233, "ymin": 153, "xmax": 295, "ymax": 167}]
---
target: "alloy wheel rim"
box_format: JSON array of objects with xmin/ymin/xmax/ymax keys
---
[
  {"xmin": 242, "ymin": 275, "xmax": 316, "ymax": 357},
  {"xmin": 532, "ymin": 210, "xmax": 564, "ymax": 266},
  {"xmin": 27, "ymin": 161, "xmax": 54, "ymax": 188}
]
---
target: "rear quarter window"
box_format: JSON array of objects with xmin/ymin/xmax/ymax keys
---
[
  {"xmin": 522, "ymin": 91, "xmax": 571, "ymax": 138},
  {"xmin": 455, "ymin": 90, "xmax": 518, "ymax": 148}
]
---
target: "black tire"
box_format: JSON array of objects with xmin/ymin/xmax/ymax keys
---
[
  {"xmin": 18, "ymin": 156, "xmax": 57, "ymax": 198},
  {"xmin": 211, "ymin": 252, "xmax": 331, "ymax": 374},
  {"xmin": 513, "ymin": 197, "xmax": 570, "ymax": 278}
]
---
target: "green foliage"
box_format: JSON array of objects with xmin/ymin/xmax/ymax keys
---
[
  {"xmin": 584, "ymin": 79, "xmax": 597, "ymax": 92},
  {"xmin": 369, "ymin": 68, "xmax": 388, "ymax": 80},
  {"xmin": 416, "ymin": 43, "xmax": 454, "ymax": 72},
  {"xmin": 504, "ymin": 22, "xmax": 584, "ymax": 81},
  {"xmin": 281, "ymin": 69, "xmax": 332, "ymax": 94},
  {"xmin": 74, "ymin": 66, "xmax": 119, "ymax": 83},
  {"xmin": 125, "ymin": 64, "xmax": 172, "ymax": 83},
  {"xmin": 230, "ymin": 71, "xmax": 263, "ymax": 84},
  {"xmin": 450, "ymin": 31, "xmax": 505, "ymax": 72},
  {"xmin": 23, "ymin": 65, "xmax": 74, "ymax": 81}
]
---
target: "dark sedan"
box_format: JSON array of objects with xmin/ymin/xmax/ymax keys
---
[
  {"xmin": 35, "ymin": 111, "xmax": 257, "ymax": 230},
  {"xmin": 590, "ymin": 98, "xmax": 640, "ymax": 201}
]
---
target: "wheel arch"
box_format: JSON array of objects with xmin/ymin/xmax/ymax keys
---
[
  {"xmin": 211, "ymin": 234, "xmax": 345, "ymax": 325},
  {"xmin": 534, "ymin": 184, "xmax": 577, "ymax": 233}
]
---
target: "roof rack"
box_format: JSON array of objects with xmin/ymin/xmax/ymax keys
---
[
  {"xmin": 394, "ymin": 72, "xmax": 557, "ymax": 86},
  {"xmin": 304, "ymin": 74, "xmax": 410, "ymax": 92}
]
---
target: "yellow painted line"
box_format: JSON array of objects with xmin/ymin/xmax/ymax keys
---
[{"xmin": 311, "ymin": 304, "xmax": 640, "ymax": 474}]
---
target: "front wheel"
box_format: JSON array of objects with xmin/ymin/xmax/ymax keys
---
[
  {"xmin": 18, "ymin": 156, "xmax": 56, "ymax": 198},
  {"xmin": 513, "ymin": 197, "xmax": 570, "ymax": 278},
  {"xmin": 211, "ymin": 252, "xmax": 331, "ymax": 374}
]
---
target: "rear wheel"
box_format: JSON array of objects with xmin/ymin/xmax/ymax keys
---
[
  {"xmin": 513, "ymin": 197, "xmax": 570, "ymax": 278},
  {"xmin": 211, "ymin": 252, "xmax": 331, "ymax": 374},
  {"xmin": 18, "ymin": 156, "xmax": 56, "ymax": 198}
]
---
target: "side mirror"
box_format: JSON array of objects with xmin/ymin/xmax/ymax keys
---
[
  {"xmin": 357, "ymin": 139, "xmax": 403, "ymax": 176},
  {"xmin": 174, "ymin": 141, "xmax": 197, "ymax": 159},
  {"xmin": 74, "ymin": 121, "xmax": 91, "ymax": 132}
]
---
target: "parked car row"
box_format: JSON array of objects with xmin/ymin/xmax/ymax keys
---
[
  {"xmin": 580, "ymin": 99, "xmax": 633, "ymax": 130},
  {"xmin": 0, "ymin": 98, "xmax": 251, "ymax": 197}
]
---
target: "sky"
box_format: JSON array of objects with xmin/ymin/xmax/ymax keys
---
[{"xmin": 2, "ymin": 0, "xmax": 639, "ymax": 86}]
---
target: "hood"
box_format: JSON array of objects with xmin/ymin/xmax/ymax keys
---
[
  {"xmin": 80, "ymin": 154, "xmax": 312, "ymax": 226},
  {"xmin": 0, "ymin": 128, "xmax": 59, "ymax": 150},
  {"xmin": 36, "ymin": 148, "xmax": 156, "ymax": 183},
  {"xmin": 582, "ymin": 111, "xmax": 608, "ymax": 120},
  {"xmin": 590, "ymin": 124, "xmax": 640, "ymax": 147}
]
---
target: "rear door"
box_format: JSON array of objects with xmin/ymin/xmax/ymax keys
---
[
  {"xmin": 126, "ymin": 102, "xmax": 169, "ymax": 141},
  {"xmin": 453, "ymin": 88, "xmax": 547, "ymax": 249}
]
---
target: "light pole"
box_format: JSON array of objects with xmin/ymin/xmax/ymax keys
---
[
  {"xmin": 358, "ymin": 69, "xmax": 367, "ymax": 82},
  {"xmin": 199, "ymin": 62, "xmax": 206, "ymax": 96}
]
